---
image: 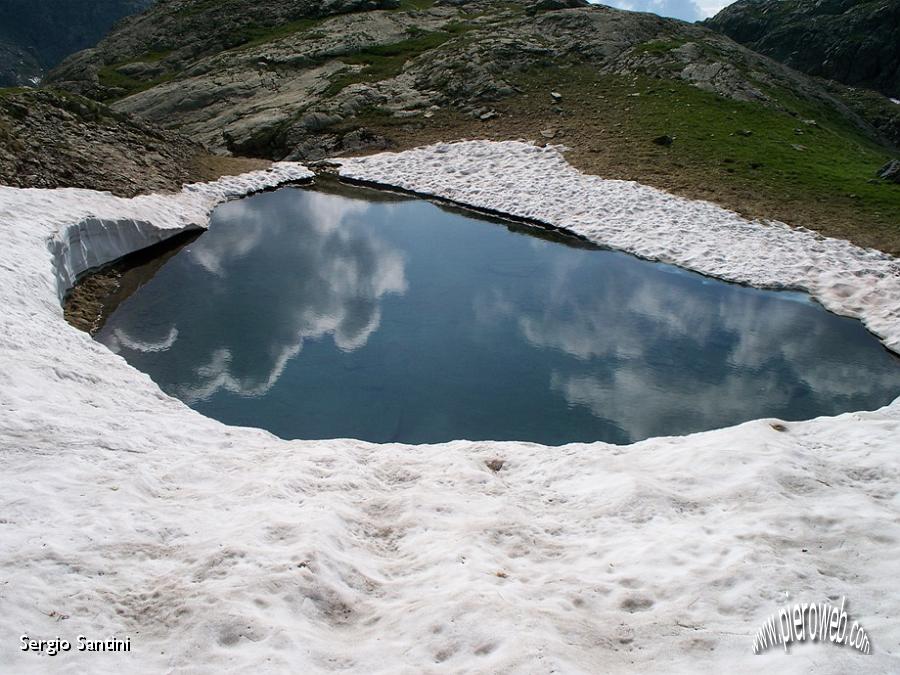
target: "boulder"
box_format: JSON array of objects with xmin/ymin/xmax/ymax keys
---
[{"xmin": 878, "ymin": 159, "xmax": 900, "ymax": 183}]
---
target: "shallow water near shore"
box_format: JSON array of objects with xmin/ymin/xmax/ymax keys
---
[{"xmin": 93, "ymin": 181, "xmax": 900, "ymax": 444}]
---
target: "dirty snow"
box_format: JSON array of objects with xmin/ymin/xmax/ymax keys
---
[{"xmin": 0, "ymin": 143, "xmax": 898, "ymax": 674}]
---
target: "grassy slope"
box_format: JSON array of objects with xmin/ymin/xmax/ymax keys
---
[
  {"xmin": 323, "ymin": 29, "xmax": 462, "ymax": 97},
  {"xmin": 340, "ymin": 63, "xmax": 900, "ymax": 254},
  {"xmin": 222, "ymin": 7, "xmax": 899, "ymax": 252}
]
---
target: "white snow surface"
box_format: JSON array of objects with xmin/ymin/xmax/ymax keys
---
[{"xmin": 0, "ymin": 143, "xmax": 898, "ymax": 674}]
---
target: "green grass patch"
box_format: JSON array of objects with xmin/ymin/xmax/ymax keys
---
[
  {"xmin": 396, "ymin": 0, "xmax": 436, "ymax": 9},
  {"xmin": 324, "ymin": 31, "xmax": 457, "ymax": 96},
  {"xmin": 96, "ymin": 49, "xmax": 179, "ymax": 100},
  {"xmin": 97, "ymin": 65, "xmax": 177, "ymax": 100},
  {"xmin": 350, "ymin": 105, "xmax": 395, "ymax": 124},
  {"xmin": 442, "ymin": 20, "xmax": 474, "ymax": 35},
  {"xmin": 138, "ymin": 49, "xmax": 173, "ymax": 62},
  {"xmin": 510, "ymin": 63, "xmax": 899, "ymax": 247},
  {"xmin": 0, "ymin": 87, "xmax": 30, "ymax": 98},
  {"xmin": 610, "ymin": 76, "xmax": 897, "ymax": 217},
  {"xmin": 228, "ymin": 17, "xmax": 324, "ymax": 50},
  {"xmin": 633, "ymin": 38, "xmax": 688, "ymax": 55}
]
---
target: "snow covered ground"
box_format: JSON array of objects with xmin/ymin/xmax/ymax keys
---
[{"xmin": 0, "ymin": 141, "xmax": 898, "ymax": 673}]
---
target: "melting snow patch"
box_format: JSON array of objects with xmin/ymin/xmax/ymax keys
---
[
  {"xmin": 0, "ymin": 146, "xmax": 898, "ymax": 673},
  {"xmin": 338, "ymin": 141, "xmax": 900, "ymax": 355}
]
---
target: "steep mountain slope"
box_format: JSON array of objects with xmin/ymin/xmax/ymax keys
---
[
  {"xmin": 38, "ymin": 0, "xmax": 900, "ymax": 250},
  {"xmin": 705, "ymin": 0, "xmax": 900, "ymax": 99},
  {"xmin": 0, "ymin": 0, "xmax": 155, "ymax": 87},
  {"xmin": 0, "ymin": 88, "xmax": 265, "ymax": 196},
  {"xmin": 0, "ymin": 41, "xmax": 42, "ymax": 88}
]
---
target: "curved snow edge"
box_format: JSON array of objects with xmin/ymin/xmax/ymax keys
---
[
  {"xmin": 337, "ymin": 140, "xmax": 900, "ymax": 355},
  {"xmin": 48, "ymin": 163, "xmax": 314, "ymax": 300},
  {"xmin": 1, "ymin": 146, "xmax": 899, "ymax": 674}
]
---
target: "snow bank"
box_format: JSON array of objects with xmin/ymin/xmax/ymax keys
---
[
  {"xmin": 338, "ymin": 141, "xmax": 900, "ymax": 355},
  {"xmin": 0, "ymin": 145, "xmax": 898, "ymax": 674},
  {"xmin": 43, "ymin": 164, "xmax": 314, "ymax": 298}
]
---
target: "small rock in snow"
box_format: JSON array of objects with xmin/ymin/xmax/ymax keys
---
[{"xmin": 486, "ymin": 459, "xmax": 505, "ymax": 472}]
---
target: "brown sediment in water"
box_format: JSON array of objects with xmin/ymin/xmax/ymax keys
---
[
  {"xmin": 64, "ymin": 229, "xmax": 200, "ymax": 334},
  {"xmin": 65, "ymin": 268, "xmax": 123, "ymax": 334}
]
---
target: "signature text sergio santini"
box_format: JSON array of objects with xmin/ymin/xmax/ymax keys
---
[{"xmin": 20, "ymin": 634, "xmax": 131, "ymax": 655}]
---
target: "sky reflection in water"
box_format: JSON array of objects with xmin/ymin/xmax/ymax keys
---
[{"xmin": 96, "ymin": 184, "xmax": 900, "ymax": 444}]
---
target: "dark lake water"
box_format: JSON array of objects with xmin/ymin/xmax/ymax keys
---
[{"xmin": 95, "ymin": 181, "xmax": 900, "ymax": 445}]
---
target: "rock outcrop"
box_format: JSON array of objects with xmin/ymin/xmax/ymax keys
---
[
  {"xmin": 705, "ymin": 0, "xmax": 900, "ymax": 100},
  {"xmin": 0, "ymin": 88, "xmax": 203, "ymax": 195},
  {"xmin": 880, "ymin": 158, "xmax": 900, "ymax": 183}
]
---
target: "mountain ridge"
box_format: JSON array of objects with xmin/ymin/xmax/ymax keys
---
[
  {"xmin": 0, "ymin": 0, "xmax": 156, "ymax": 87},
  {"xmin": 47, "ymin": 0, "xmax": 899, "ymax": 152}
]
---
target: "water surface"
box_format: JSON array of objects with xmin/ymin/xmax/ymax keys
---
[{"xmin": 96, "ymin": 182, "xmax": 900, "ymax": 444}]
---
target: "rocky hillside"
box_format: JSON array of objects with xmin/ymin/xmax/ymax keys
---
[
  {"xmin": 0, "ymin": 88, "xmax": 265, "ymax": 196},
  {"xmin": 0, "ymin": 0, "xmax": 155, "ymax": 87},
  {"xmin": 705, "ymin": 0, "xmax": 900, "ymax": 100},
  {"xmin": 33, "ymin": 0, "xmax": 900, "ymax": 251},
  {"xmin": 48, "ymin": 0, "xmax": 900, "ymax": 152}
]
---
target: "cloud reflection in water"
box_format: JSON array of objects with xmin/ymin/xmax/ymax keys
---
[
  {"xmin": 98, "ymin": 187, "xmax": 407, "ymax": 403},
  {"xmin": 483, "ymin": 256, "xmax": 900, "ymax": 440},
  {"xmin": 96, "ymin": 185, "xmax": 900, "ymax": 444}
]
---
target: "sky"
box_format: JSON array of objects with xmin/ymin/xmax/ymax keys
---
[{"xmin": 588, "ymin": 0, "xmax": 734, "ymax": 22}]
